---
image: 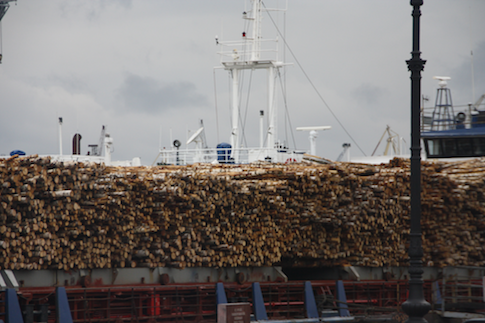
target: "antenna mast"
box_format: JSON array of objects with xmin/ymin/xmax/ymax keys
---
[
  {"xmin": 468, "ymin": 3, "xmax": 476, "ymax": 104},
  {"xmin": 217, "ymin": 0, "xmax": 286, "ymax": 163},
  {"xmin": 249, "ymin": 0, "xmax": 262, "ymax": 61},
  {"xmin": 430, "ymin": 76, "xmax": 455, "ymax": 131}
]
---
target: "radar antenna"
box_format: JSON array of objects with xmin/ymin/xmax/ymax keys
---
[
  {"xmin": 430, "ymin": 76, "xmax": 455, "ymax": 131},
  {"xmin": 186, "ymin": 120, "xmax": 208, "ymax": 163},
  {"xmin": 296, "ymin": 126, "xmax": 331, "ymax": 156}
]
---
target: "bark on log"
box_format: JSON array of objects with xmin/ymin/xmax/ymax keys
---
[{"xmin": 1, "ymin": 156, "xmax": 485, "ymax": 269}]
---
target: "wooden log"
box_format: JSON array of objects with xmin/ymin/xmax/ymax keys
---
[{"xmin": 2, "ymin": 156, "xmax": 485, "ymax": 269}]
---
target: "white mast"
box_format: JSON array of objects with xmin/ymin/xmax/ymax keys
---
[
  {"xmin": 249, "ymin": 0, "xmax": 262, "ymax": 61},
  {"xmin": 230, "ymin": 68, "xmax": 240, "ymax": 161},
  {"xmin": 218, "ymin": 0, "xmax": 286, "ymax": 162},
  {"xmin": 104, "ymin": 133, "xmax": 113, "ymax": 166},
  {"xmin": 267, "ymin": 66, "xmax": 277, "ymax": 150}
]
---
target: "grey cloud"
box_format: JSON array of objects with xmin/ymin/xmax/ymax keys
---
[
  {"xmin": 59, "ymin": 0, "xmax": 132, "ymax": 20},
  {"xmin": 451, "ymin": 41, "xmax": 485, "ymax": 104},
  {"xmin": 48, "ymin": 74, "xmax": 90, "ymax": 94},
  {"xmin": 351, "ymin": 83, "xmax": 386, "ymax": 106},
  {"xmin": 103, "ymin": 0, "xmax": 132, "ymax": 9},
  {"xmin": 116, "ymin": 73, "xmax": 209, "ymax": 114}
]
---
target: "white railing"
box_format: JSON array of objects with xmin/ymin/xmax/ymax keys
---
[
  {"xmin": 217, "ymin": 39, "xmax": 279, "ymax": 63},
  {"xmin": 157, "ymin": 147, "xmax": 304, "ymax": 166}
]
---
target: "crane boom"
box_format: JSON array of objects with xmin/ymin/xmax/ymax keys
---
[
  {"xmin": 0, "ymin": 0, "xmax": 16, "ymax": 64},
  {"xmin": 474, "ymin": 94, "xmax": 485, "ymax": 110},
  {"xmin": 0, "ymin": 1, "xmax": 12, "ymax": 21}
]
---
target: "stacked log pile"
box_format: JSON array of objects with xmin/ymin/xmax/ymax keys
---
[{"xmin": 1, "ymin": 155, "xmax": 485, "ymax": 270}]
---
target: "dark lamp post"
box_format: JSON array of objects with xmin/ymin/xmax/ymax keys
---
[{"xmin": 401, "ymin": 1, "xmax": 431, "ymax": 323}]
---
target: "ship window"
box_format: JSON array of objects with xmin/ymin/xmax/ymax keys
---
[
  {"xmin": 442, "ymin": 138, "xmax": 457, "ymax": 156},
  {"xmin": 457, "ymin": 138, "xmax": 473, "ymax": 156},
  {"xmin": 472, "ymin": 138, "xmax": 485, "ymax": 155},
  {"xmin": 425, "ymin": 139, "xmax": 442, "ymax": 157},
  {"xmin": 425, "ymin": 137, "xmax": 485, "ymax": 158}
]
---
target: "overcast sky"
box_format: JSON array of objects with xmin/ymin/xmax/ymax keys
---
[{"xmin": 1, "ymin": 0, "xmax": 484, "ymax": 165}]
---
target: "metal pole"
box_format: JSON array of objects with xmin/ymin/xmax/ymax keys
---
[
  {"xmin": 58, "ymin": 117, "xmax": 63, "ymax": 156},
  {"xmin": 231, "ymin": 68, "xmax": 240, "ymax": 162},
  {"xmin": 402, "ymin": 1, "xmax": 431, "ymax": 323}
]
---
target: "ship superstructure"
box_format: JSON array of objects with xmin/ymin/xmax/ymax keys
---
[
  {"xmin": 421, "ymin": 77, "xmax": 485, "ymax": 159},
  {"xmin": 157, "ymin": 0, "xmax": 307, "ymax": 165}
]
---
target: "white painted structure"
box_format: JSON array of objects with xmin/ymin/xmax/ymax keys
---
[
  {"xmin": 46, "ymin": 131, "xmax": 141, "ymax": 167},
  {"xmin": 217, "ymin": 0, "xmax": 288, "ymax": 163},
  {"xmin": 296, "ymin": 126, "xmax": 332, "ymax": 156},
  {"xmin": 159, "ymin": 0, "xmax": 307, "ymax": 165}
]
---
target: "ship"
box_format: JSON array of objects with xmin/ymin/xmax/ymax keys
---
[
  {"xmin": 154, "ymin": 0, "xmax": 331, "ymax": 167},
  {"xmin": 2, "ymin": 1, "xmax": 485, "ymax": 323},
  {"xmin": 351, "ymin": 77, "xmax": 485, "ymax": 165},
  {"xmin": 1, "ymin": 122, "xmax": 142, "ymax": 167},
  {"xmin": 421, "ymin": 76, "xmax": 485, "ymax": 160}
]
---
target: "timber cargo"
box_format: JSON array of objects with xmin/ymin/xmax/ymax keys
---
[{"xmin": 1, "ymin": 155, "xmax": 485, "ymax": 271}]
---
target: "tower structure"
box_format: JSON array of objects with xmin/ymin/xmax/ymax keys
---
[
  {"xmin": 430, "ymin": 76, "xmax": 455, "ymax": 131},
  {"xmin": 217, "ymin": 0, "xmax": 286, "ymax": 163}
]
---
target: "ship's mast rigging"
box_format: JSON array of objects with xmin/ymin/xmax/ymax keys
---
[{"xmin": 217, "ymin": 0, "xmax": 287, "ymax": 163}]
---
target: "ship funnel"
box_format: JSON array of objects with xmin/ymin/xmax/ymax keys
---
[{"xmin": 72, "ymin": 133, "xmax": 82, "ymax": 155}]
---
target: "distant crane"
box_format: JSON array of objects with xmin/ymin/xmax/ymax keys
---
[
  {"xmin": 0, "ymin": 0, "xmax": 16, "ymax": 64},
  {"xmin": 371, "ymin": 125, "xmax": 405, "ymax": 157},
  {"xmin": 474, "ymin": 94, "xmax": 485, "ymax": 111}
]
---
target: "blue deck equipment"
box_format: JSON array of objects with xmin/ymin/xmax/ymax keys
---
[
  {"xmin": 433, "ymin": 281, "xmax": 442, "ymax": 308},
  {"xmin": 336, "ymin": 280, "xmax": 350, "ymax": 317},
  {"xmin": 5, "ymin": 288, "xmax": 24, "ymax": 323},
  {"xmin": 252, "ymin": 282, "xmax": 268, "ymax": 321},
  {"xmin": 304, "ymin": 281, "xmax": 319, "ymax": 318},
  {"xmin": 217, "ymin": 143, "xmax": 233, "ymax": 163},
  {"xmin": 56, "ymin": 287, "xmax": 74, "ymax": 323},
  {"xmin": 9, "ymin": 150, "xmax": 25, "ymax": 156},
  {"xmin": 216, "ymin": 282, "xmax": 228, "ymax": 305},
  {"xmin": 250, "ymin": 281, "xmax": 352, "ymax": 322}
]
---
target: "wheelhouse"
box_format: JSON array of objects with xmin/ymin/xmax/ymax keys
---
[
  {"xmin": 421, "ymin": 76, "xmax": 485, "ymax": 159},
  {"xmin": 422, "ymin": 128, "xmax": 485, "ymax": 158}
]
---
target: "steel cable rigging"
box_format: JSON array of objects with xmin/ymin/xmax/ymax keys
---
[{"xmin": 262, "ymin": 1, "xmax": 367, "ymax": 156}]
